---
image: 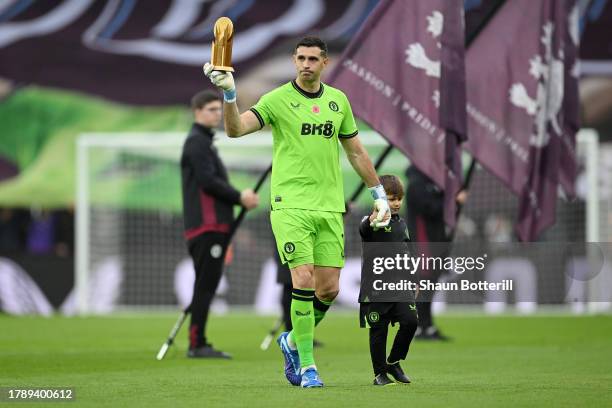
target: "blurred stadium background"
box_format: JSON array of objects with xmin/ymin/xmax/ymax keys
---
[
  {"xmin": 0, "ymin": 1, "xmax": 611, "ymax": 406},
  {"xmin": 1, "ymin": 0, "xmax": 611, "ymax": 315}
]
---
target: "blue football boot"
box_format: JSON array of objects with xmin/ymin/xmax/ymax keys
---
[
  {"xmin": 277, "ymin": 331, "xmax": 301, "ymax": 386},
  {"xmin": 300, "ymin": 367, "xmax": 324, "ymax": 388}
]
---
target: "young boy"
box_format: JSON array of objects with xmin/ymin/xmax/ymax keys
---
[{"xmin": 358, "ymin": 174, "xmax": 418, "ymax": 386}]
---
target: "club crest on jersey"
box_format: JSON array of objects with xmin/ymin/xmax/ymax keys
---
[
  {"xmin": 284, "ymin": 242, "xmax": 295, "ymax": 254},
  {"xmin": 329, "ymin": 101, "xmax": 339, "ymax": 112},
  {"xmin": 311, "ymin": 105, "xmax": 320, "ymax": 114}
]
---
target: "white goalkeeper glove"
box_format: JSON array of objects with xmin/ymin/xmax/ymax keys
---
[
  {"xmin": 369, "ymin": 184, "xmax": 391, "ymax": 228},
  {"xmin": 203, "ymin": 62, "xmax": 236, "ymax": 103}
]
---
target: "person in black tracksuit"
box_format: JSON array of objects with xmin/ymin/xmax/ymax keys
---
[
  {"xmin": 181, "ymin": 90, "xmax": 259, "ymax": 358},
  {"xmin": 359, "ymin": 175, "xmax": 418, "ymax": 386},
  {"xmin": 405, "ymin": 165, "xmax": 466, "ymax": 340}
]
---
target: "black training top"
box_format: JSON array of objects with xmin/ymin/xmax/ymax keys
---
[
  {"xmin": 405, "ymin": 166, "xmax": 448, "ymax": 242},
  {"xmin": 359, "ymin": 213, "xmax": 414, "ymax": 303},
  {"xmin": 180, "ymin": 123, "xmax": 241, "ymax": 241}
]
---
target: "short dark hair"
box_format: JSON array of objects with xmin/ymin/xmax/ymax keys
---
[
  {"xmin": 191, "ymin": 90, "xmax": 220, "ymax": 110},
  {"xmin": 294, "ymin": 36, "xmax": 328, "ymax": 57},
  {"xmin": 380, "ymin": 174, "xmax": 404, "ymax": 200}
]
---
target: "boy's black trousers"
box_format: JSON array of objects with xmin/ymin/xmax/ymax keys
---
[{"xmin": 362, "ymin": 302, "xmax": 418, "ymax": 375}]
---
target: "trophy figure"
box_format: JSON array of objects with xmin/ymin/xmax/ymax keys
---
[{"xmin": 210, "ymin": 17, "xmax": 235, "ymax": 72}]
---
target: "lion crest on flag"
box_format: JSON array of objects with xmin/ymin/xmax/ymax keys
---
[
  {"xmin": 509, "ymin": 21, "xmax": 564, "ymax": 148},
  {"xmin": 405, "ymin": 10, "xmax": 443, "ymax": 107}
]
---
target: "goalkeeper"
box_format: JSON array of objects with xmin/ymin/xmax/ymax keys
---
[{"xmin": 203, "ymin": 36, "xmax": 391, "ymax": 388}]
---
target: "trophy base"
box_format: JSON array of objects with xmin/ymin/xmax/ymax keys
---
[{"xmin": 212, "ymin": 65, "xmax": 235, "ymax": 72}]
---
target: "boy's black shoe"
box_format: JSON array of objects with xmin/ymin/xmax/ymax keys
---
[
  {"xmin": 187, "ymin": 343, "xmax": 232, "ymax": 359},
  {"xmin": 373, "ymin": 373, "xmax": 396, "ymax": 386},
  {"xmin": 387, "ymin": 362, "xmax": 411, "ymax": 383}
]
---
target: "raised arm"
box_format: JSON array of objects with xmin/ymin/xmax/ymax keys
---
[
  {"xmin": 203, "ymin": 63, "xmax": 261, "ymax": 138},
  {"xmin": 222, "ymin": 102, "xmax": 262, "ymax": 138}
]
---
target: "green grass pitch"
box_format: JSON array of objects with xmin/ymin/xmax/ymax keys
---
[{"xmin": 1, "ymin": 313, "xmax": 610, "ymax": 407}]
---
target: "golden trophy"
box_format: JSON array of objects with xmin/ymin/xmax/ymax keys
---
[{"xmin": 210, "ymin": 17, "xmax": 235, "ymax": 72}]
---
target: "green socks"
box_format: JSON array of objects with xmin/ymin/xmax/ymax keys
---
[
  {"xmin": 287, "ymin": 293, "xmax": 334, "ymax": 369},
  {"xmin": 288, "ymin": 288, "xmax": 315, "ymax": 368},
  {"xmin": 313, "ymin": 295, "xmax": 333, "ymax": 326}
]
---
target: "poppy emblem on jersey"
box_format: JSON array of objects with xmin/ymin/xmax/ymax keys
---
[
  {"xmin": 329, "ymin": 101, "xmax": 339, "ymax": 112},
  {"xmin": 312, "ymin": 105, "xmax": 320, "ymax": 114},
  {"xmin": 284, "ymin": 242, "xmax": 295, "ymax": 254},
  {"xmin": 368, "ymin": 312, "xmax": 380, "ymax": 323}
]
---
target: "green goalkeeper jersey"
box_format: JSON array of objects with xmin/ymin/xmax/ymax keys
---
[{"xmin": 250, "ymin": 80, "xmax": 358, "ymax": 213}]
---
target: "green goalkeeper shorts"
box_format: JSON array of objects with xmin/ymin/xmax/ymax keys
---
[{"xmin": 270, "ymin": 208, "xmax": 345, "ymax": 269}]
